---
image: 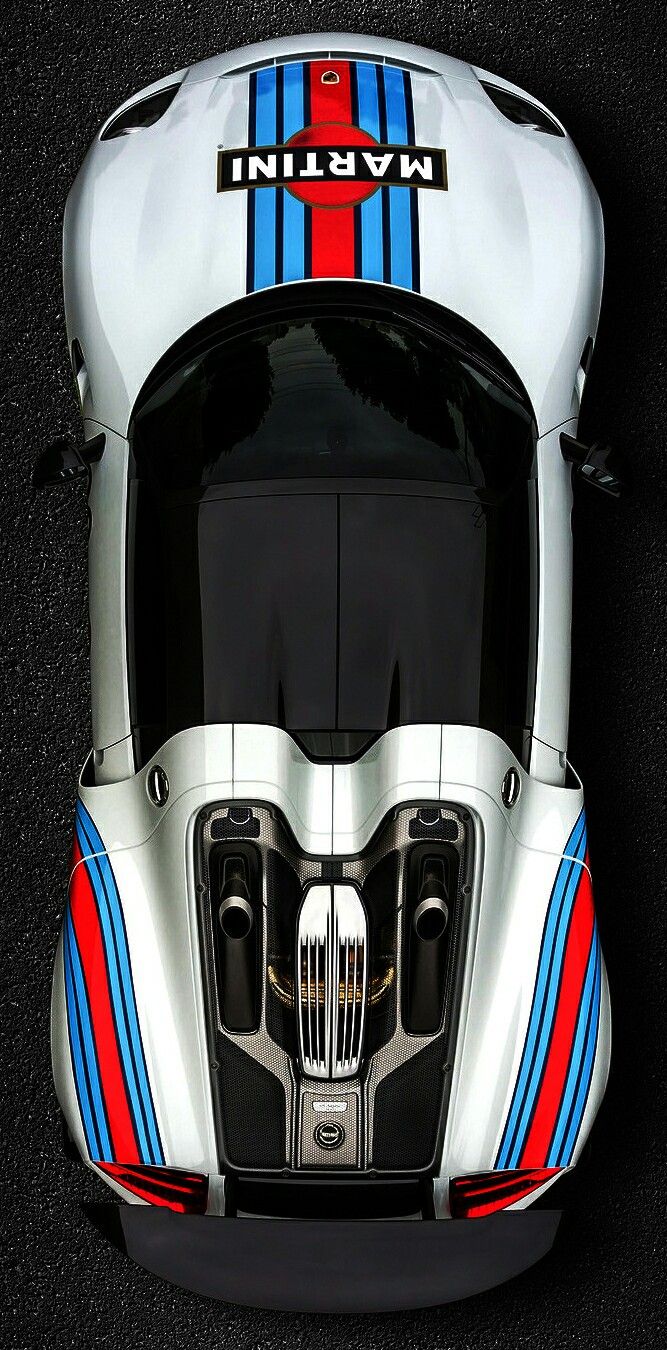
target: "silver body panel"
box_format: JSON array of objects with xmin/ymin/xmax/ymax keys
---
[{"xmin": 51, "ymin": 33, "xmax": 611, "ymax": 1215}]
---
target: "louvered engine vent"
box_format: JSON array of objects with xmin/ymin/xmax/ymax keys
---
[{"xmin": 297, "ymin": 884, "xmax": 367, "ymax": 1080}]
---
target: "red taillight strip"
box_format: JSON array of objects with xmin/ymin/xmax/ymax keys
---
[
  {"xmin": 450, "ymin": 1168, "xmax": 561, "ymax": 1219},
  {"xmin": 97, "ymin": 1162, "xmax": 208, "ymax": 1213}
]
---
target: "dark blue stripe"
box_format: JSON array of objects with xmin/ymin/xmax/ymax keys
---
[
  {"xmin": 75, "ymin": 802, "xmax": 164, "ymax": 1165},
  {"xmin": 496, "ymin": 811, "xmax": 587, "ymax": 1167},
  {"xmin": 504, "ymin": 834, "xmax": 587, "ymax": 1167},
  {"xmin": 246, "ymin": 71, "xmax": 257, "ymax": 295},
  {"xmin": 547, "ymin": 925, "xmax": 599, "ymax": 1164},
  {"xmin": 382, "ymin": 65, "xmax": 414, "ymax": 289},
  {"xmin": 557, "ymin": 933, "xmax": 602, "ymax": 1164},
  {"xmin": 75, "ymin": 812, "xmax": 154, "ymax": 1162},
  {"xmin": 64, "ymin": 909, "xmax": 113, "ymax": 1160},
  {"xmin": 63, "ymin": 918, "xmax": 98, "ymax": 1158}
]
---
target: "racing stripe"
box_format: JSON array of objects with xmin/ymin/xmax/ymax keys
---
[
  {"xmin": 495, "ymin": 811, "xmax": 590, "ymax": 1168},
  {"xmin": 282, "ymin": 62, "xmax": 306, "ymax": 280},
  {"xmin": 355, "ymin": 62, "xmax": 384, "ymax": 281},
  {"xmin": 250, "ymin": 67, "xmax": 278, "ymax": 291},
  {"xmin": 75, "ymin": 803, "xmax": 164, "ymax": 1164},
  {"xmin": 550, "ymin": 927, "xmax": 602, "ymax": 1164},
  {"xmin": 63, "ymin": 801, "xmax": 164, "ymax": 1165},
  {"xmin": 518, "ymin": 865, "xmax": 596, "ymax": 1166},
  {"xmin": 308, "ymin": 60, "xmax": 356, "ymax": 278},
  {"xmin": 63, "ymin": 905, "xmax": 112, "ymax": 1160},
  {"xmin": 69, "ymin": 837, "xmax": 140, "ymax": 1162},
  {"xmin": 245, "ymin": 59, "xmax": 421, "ymax": 292},
  {"xmin": 382, "ymin": 65, "xmax": 416, "ymax": 289}
]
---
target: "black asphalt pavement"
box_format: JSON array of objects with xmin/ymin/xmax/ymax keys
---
[{"xmin": 3, "ymin": 1, "xmax": 665, "ymax": 1345}]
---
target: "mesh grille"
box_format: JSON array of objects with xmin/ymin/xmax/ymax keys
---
[
  {"xmin": 217, "ymin": 1036, "xmax": 287, "ymax": 1169},
  {"xmin": 371, "ymin": 1036, "xmax": 447, "ymax": 1171}
]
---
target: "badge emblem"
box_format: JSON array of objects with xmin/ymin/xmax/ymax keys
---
[{"xmin": 314, "ymin": 1120, "xmax": 346, "ymax": 1150}]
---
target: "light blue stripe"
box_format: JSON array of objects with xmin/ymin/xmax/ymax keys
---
[
  {"xmin": 381, "ymin": 67, "xmax": 413, "ymax": 288},
  {"xmin": 75, "ymin": 815, "xmax": 153, "ymax": 1164},
  {"xmin": 65, "ymin": 910, "xmax": 113, "ymax": 1161},
  {"xmin": 558, "ymin": 936, "xmax": 601, "ymax": 1164},
  {"xmin": 282, "ymin": 63, "xmax": 305, "ymax": 281},
  {"xmin": 505, "ymin": 849, "xmax": 587, "ymax": 1166},
  {"xmin": 547, "ymin": 927, "xmax": 599, "ymax": 1164},
  {"xmin": 63, "ymin": 919, "xmax": 98, "ymax": 1158},
  {"xmin": 253, "ymin": 66, "xmax": 277, "ymax": 290},
  {"xmin": 283, "ymin": 194, "xmax": 304, "ymax": 280},
  {"xmin": 388, "ymin": 186, "xmax": 413, "ymax": 287},
  {"xmin": 496, "ymin": 812, "xmax": 587, "ymax": 1164},
  {"xmin": 283, "ymin": 61, "xmax": 303, "ymax": 135},
  {"xmin": 76, "ymin": 803, "xmax": 164, "ymax": 1164},
  {"xmin": 383, "ymin": 66, "xmax": 408, "ymax": 140},
  {"xmin": 96, "ymin": 849, "xmax": 164, "ymax": 1164},
  {"xmin": 356, "ymin": 63, "xmax": 384, "ymax": 281},
  {"xmin": 357, "ymin": 62, "xmax": 381, "ymax": 137},
  {"xmin": 360, "ymin": 193, "xmax": 384, "ymax": 280}
]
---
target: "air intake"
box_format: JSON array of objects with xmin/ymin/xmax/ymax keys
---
[{"xmin": 297, "ymin": 884, "xmax": 367, "ymax": 1080}]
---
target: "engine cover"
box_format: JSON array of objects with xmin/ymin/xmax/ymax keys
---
[{"xmin": 196, "ymin": 800, "xmax": 472, "ymax": 1173}]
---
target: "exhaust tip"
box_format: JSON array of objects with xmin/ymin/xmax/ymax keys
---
[
  {"xmin": 219, "ymin": 894, "xmax": 254, "ymax": 940},
  {"xmin": 413, "ymin": 894, "xmax": 449, "ymax": 942}
]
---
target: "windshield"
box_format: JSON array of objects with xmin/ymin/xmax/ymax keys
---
[
  {"xmin": 132, "ymin": 313, "xmax": 534, "ymax": 491},
  {"xmin": 128, "ymin": 300, "xmax": 537, "ymax": 768}
]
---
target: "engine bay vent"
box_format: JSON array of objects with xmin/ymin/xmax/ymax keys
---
[{"xmin": 297, "ymin": 884, "xmax": 368, "ymax": 1080}]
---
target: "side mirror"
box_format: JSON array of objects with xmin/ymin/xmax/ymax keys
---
[
  {"xmin": 32, "ymin": 433, "xmax": 105, "ymax": 489},
  {"xmin": 560, "ymin": 433, "xmax": 625, "ymax": 498}
]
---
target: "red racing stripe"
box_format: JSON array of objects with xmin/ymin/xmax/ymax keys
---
[
  {"xmin": 308, "ymin": 60, "xmax": 355, "ymax": 277},
  {"xmin": 69, "ymin": 852, "xmax": 140, "ymax": 1162},
  {"xmin": 519, "ymin": 866, "xmax": 595, "ymax": 1166}
]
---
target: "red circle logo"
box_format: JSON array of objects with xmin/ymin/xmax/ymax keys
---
[{"xmin": 286, "ymin": 122, "xmax": 379, "ymax": 208}]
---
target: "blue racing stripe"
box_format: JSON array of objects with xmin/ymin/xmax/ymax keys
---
[
  {"xmin": 388, "ymin": 186, "xmax": 413, "ymax": 288},
  {"xmin": 496, "ymin": 811, "xmax": 587, "ymax": 1166},
  {"xmin": 75, "ymin": 803, "xmax": 164, "ymax": 1165},
  {"xmin": 75, "ymin": 811, "xmax": 161, "ymax": 1164},
  {"xmin": 383, "ymin": 64, "xmax": 409, "ymax": 141},
  {"xmin": 547, "ymin": 926, "xmax": 599, "ymax": 1164},
  {"xmin": 65, "ymin": 910, "xmax": 113, "ymax": 1160},
  {"xmin": 356, "ymin": 63, "xmax": 384, "ymax": 281},
  {"xmin": 97, "ymin": 849, "xmax": 164, "ymax": 1164},
  {"xmin": 382, "ymin": 65, "xmax": 413, "ymax": 288},
  {"xmin": 282, "ymin": 62, "xmax": 305, "ymax": 281},
  {"xmin": 253, "ymin": 66, "xmax": 277, "ymax": 290},
  {"xmin": 63, "ymin": 919, "xmax": 98, "ymax": 1158},
  {"xmin": 357, "ymin": 61, "xmax": 381, "ymax": 136},
  {"xmin": 74, "ymin": 819, "xmax": 153, "ymax": 1163},
  {"xmin": 557, "ymin": 935, "xmax": 602, "ymax": 1164},
  {"xmin": 505, "ymin": 840, "xmax": 587, "ymax": 1166}
]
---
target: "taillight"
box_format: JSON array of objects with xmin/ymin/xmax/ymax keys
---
[
  {"xmin": 97, "ymin": 1162, "xmax": 208, "ymax": 1213},
  {"xmin": 450, "ymin": 1168, "xmax": 561, "ymax": 1218}
]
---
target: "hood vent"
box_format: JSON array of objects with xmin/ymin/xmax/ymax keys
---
[
  {"xmin": 297, "ymin": 885, "xmax": 367, "ymax": 1080},
  {"xmin": 479, "ymin": 81, "xmax": 564, "ymax": 136},
  {"xmin": 101, "ymin": 83, "xmax": 181, "ymax": 141}
]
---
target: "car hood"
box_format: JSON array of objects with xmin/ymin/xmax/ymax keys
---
[{"xmin": 64, "ymin": 32, "xmax": 603, "ymax": 437}]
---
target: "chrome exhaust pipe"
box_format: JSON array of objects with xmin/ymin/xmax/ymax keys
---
[
  {"xmin": 413, "ymin": 893, "xmax": 449, "ymax": 943},
  {"xmin": 406, "ymin": 868, "xmax": 450, "ymax": 1034},
  {"xmin": 217, "ymin": 862, "xmax": 257, "ymax": 1032}
]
